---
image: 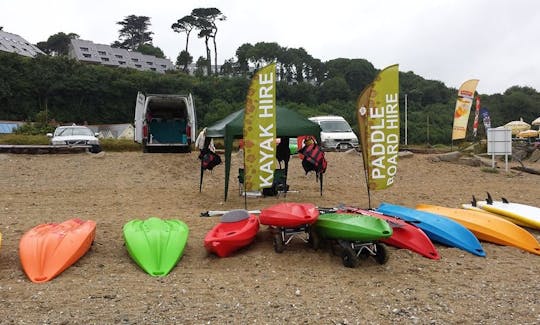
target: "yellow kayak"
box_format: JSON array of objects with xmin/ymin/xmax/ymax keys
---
[{"xmin": 416, "ymin": 204, "xmax": 540, "ymax": 256}]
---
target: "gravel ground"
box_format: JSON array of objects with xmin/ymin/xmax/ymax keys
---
[{"xmin": 0, "ymin": 151, "xmax": 539, "ymax": 324}]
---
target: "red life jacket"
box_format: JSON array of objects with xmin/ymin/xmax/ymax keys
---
[{"xmin": 299, "ymin": 143, "xmax": 327, "ymax": 174}]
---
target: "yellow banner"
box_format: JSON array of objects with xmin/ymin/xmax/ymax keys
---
[
  {"xmin": 243, "ymin": 63, "xmax": 277, "ymax": 192},
  {"xmin": 356, "ymin": 64, "xmax": 399, "ymax": 190},
  {"xmin": 451, "ymin": 79, "xmax": 479, "ymax": 140}
]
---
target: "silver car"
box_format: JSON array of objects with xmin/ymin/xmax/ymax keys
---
[{"xmin": 47, "ymin": 126, "xmax": 101, "ymax": 153}]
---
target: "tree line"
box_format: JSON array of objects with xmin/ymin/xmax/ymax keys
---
[
  {"xmin": 2, "ymin": 8, "xmax": 539, "ymax": 145},
  {"xmin": 2, "ymin": 51, "xmax": 539, "ymax": 145}
]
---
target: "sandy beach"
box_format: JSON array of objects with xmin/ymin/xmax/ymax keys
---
[{"xmin": 0, "ymin": 150, "xmax": 539, "ymax": 324}]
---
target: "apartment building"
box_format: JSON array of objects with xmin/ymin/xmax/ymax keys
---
[
  {"xmin": 0, "ymin": 30, "xmax": 45, "ymax": 58},
  {"xmin": 68, "ymin": 39, "xmax": 174, "ymax": 73}
]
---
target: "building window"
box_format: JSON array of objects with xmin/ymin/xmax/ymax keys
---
[
  {"xmin": 98, "ymin": 51, "xmax": 106, "ymax": 55},
  {"xmin": 146, "ymin": 61, "xmax": 153, "ymax": 66},
  {"xmin": 160, "ymin": 65, "xmax": 167, "ymax": 68},
  {"xmin": 101, "ymin": 57, "xmax": 109, "ymax": 62},
  {"xmin": 131, "ymin": 58, "xmax": 139, "ymax": 62},
  {"xmin": 83, "ymin": 53, "xmax": 91, "ymax": 58},
  {"xmin": 115, "ymin": 54, "xmax": 123, "ymax": 58},
  {"xmin": 118, "ymin": 61, "xmax": 126, "ymax": 65},
  {"xmin": 135, "ymin": 64, "xmax": 142, "ymax": 68},
  {"xmin": 150, "ymin": 68, "xmax": 156, "ymax": 71},
  {"xmin": 80, "ymin": 47, "xmax": 89, "ymax": 52}
]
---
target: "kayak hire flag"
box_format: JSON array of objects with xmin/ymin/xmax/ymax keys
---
[
  {"xmin": 243, "ymin": 63, "xmax": 277, "ymax": 193},
  {"xmin": 473, "ymin": 96, "xmax": 481, "ymax": 137},
  {"xmin": 356, "ymin": 64, "xmax": 399, "ymax": 191},
  {"xmin": 451, "ymin": 79, "xmax": 479, "ymax": 140}
]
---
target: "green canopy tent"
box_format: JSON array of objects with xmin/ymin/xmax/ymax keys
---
[{"xmin": 205, "ymin": 106, "xmax": 322, "ymax": 201}]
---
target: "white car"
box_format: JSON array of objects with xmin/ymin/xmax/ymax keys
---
[
  {"xmin": 47, "ymin": 126, "xmax": 101, "ymax": 153},
  {"xmin": 308, "ymin": 116, "xmax": 359, "ymax": 151}
]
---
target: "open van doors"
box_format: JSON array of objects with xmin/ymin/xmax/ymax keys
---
[{"xmin": 134, "ymin": 92, "xmax": 146, "ymax": 143}]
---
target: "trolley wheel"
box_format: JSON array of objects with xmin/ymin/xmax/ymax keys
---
[
  {"xmin": 308, "ymin": 227, "xmax": 320, "ymax": 250},
  {"xmin": 273, "ymin": 232, "xmax": 285, "ymax": 253},
  {"xmin": 341, "ymin": 247, "xmax": 359, "ymax": 268},
  {"xmin": 374, "ymin": 243, "xmax": 389, "ymax": 265}
]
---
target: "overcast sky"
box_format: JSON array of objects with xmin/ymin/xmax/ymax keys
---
[{"xmin": 2, "ymin": 0, "xmax": 539, "ymax": 95}]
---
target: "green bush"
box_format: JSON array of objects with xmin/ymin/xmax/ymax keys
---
[
  {"xmin": 100, "ymin": 139, "xmax": 141, "ymax": 152},
  {"xmin": 0, "ymin": 134, "xmax": 50, "ymax": 145}
]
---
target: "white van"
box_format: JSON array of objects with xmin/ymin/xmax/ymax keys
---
[
  {"xmin": 308, "ymin": 115, "xmax": 359, "ymax": 151},
  {"xmin": 134, "ymin": 92, "xmax": 197, "ymax": 153}
]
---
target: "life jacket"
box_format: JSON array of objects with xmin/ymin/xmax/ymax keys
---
[
  {"xmin": 299, "ymin": 143, "xmax": 327, "ymax": 174},
  {"xmin": 199, "ymin": 148, "xmax": 222, "ymax": 171}
]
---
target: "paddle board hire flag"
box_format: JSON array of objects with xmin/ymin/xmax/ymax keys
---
[
  {"xmin": 451, "ymin": 79, "xmax": 479, "ymax": 140},
  {"xmin": 356, "ymin": 64, "xmax": 399, "ymax": 191},
  {"xmin": 243, "ymin": 63, "xmax": 277, "ymax": 192}
]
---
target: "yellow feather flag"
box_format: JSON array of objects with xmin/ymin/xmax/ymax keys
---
[
  {"xmin": 356, "ymin": 64, "xmax": 400, "ymax": 191},
  {"xmin": 243, "ymin": 63, "xmax": 277, "ymax": 192},
  {"xmin": 451, "ymin": 79, "xmax": 479, "ymax": 140}
]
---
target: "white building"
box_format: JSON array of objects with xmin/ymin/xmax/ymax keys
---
[
  {"xmin": 0, "ymin": 30, "xmax": 45, "ymax": 58},
  {"xmin": 68, "ymin": 39, "xmax": 174, "ymax": 73}
]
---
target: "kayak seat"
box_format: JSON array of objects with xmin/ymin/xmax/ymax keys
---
[{"xmin": 221, "ymin": 209, "xmax": 250, "ymax": 223}]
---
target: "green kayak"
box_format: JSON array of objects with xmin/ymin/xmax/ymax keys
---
[
  {"xmin": 315, "ymin": 213, "xmax": 392, "ymax": 242},
  {"xmin": 123, "ymin": 217, "xmax": 189, "ymax": 276}
]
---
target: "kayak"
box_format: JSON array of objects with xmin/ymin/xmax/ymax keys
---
[
  {"xmin": 259, "ymin": 202, "xmax": 319, "ymax": 228},
  {"xmin": 339, "ymin": 207, "xmax": 440, "ymax": 260},
  {"xmin": 417, "ymin": 204, "xmax": 540, "ymax": 255},
  {"xmin": 376, "ymin": 203, "xmax": 486, "ymax": 257},
  {"xmin": 123, "ymin": 217, "xmax": 189, "ymax": 276},
  {"xmin": 259, "ymin": 202, "xmax": 320, "ymax": 253},
  {"xmin": 204, "ymin": 210, "xmax": 259, "ymax": 257},
  {"xmin": 315, "ymin": 213, "xmax": 392, "ymax": 242},
  {"xmin": 19, "ymin": 218, "xmax": 96, "ymax": 283},
  {"xmin": 474, "ymin": 196, "xmax": 540, "ymax": 230}
]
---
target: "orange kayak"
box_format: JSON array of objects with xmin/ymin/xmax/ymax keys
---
[
  {"xmin": 416, "ymin": 204, "xmax": 540, "ymax": 256},
  {"xmin": 19, "ymin": 218, "xmax": 96, "ymax": 283}
]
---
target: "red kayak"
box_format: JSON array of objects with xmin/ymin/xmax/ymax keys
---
[
  {"xmin": 259, "ymin": 202, "xmax": 319, "ymax": 227},
  {"xmin": 339, "ymin": 207, "xmax": 440, "ymax": 260},
  {"xmin": 204, "ymin": 210, "xmax": 259, "ymax": 257},
  {"xmin": 259, "ymin": 202, "xmax": 320, "ymax": 253},
  {"xmin": 19, "ymin": 218, "xmax": 96, "ymax": 283}
]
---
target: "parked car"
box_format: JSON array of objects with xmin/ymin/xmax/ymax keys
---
[
  {"xmin": 47, "ymin": 125, "xmax": 101, "ymax": 153},
  {"xmin": 308, "ymin": 115, "xmax": 359, "ymax": 151}
]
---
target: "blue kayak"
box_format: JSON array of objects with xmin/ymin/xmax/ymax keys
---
[{"xmin": 376, "ymin": 203, "xmax": 485, "ymax": 257}]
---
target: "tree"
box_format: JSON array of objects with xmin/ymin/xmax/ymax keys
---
[
  {"xmin": 176, "ymin": 50, "xmax": 193, "ymax": 71},
  {"xmin": 114, "ymin": 15, "xmax": 153, "ymax": 51},
  {"xmin": 195, "ymin": 56, "xmax": 209, "ymax": 76},
  {"xmin": 194, "ymin": 19, "xmax": 213, "ymax": 76},
  {"xmin": 136, "ymin": 44, "xmax": 165, "ymax": 58},
  {"xmin": 36, "ymin": 32, "xmax": 79, "ymax": 56},
  {"xmin": 171, "ymin": 15, "xmax": 198, "ymax": 71},
  {"xmin": 192, "ymin": 8, "xmax": 226, "ymax": 75}
]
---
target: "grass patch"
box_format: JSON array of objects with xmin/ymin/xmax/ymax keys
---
[
  {"xmin": 0, "ymin": 134, "xmax": 49, "ymax": 145},
  {"xmin": 100, "ymin": 139, "xmax": 141, "ymax": 152},
  {"xmin": 480, "ymin": 167, "xmax": 499, "ymax": 173}
]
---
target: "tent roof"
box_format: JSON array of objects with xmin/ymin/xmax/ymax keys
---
[
  {"xmin": 205, "ymin": 106, "xmax": 321, "ymax": 139},
  {"xmin": 203, "ymin": 106, "xmax": 322, "ymax": 201}
]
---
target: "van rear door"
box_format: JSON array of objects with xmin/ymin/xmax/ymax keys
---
[
  {"xmin": 187, "ymin": 93, "xmax": 197, "ymax": 141},
  {"xmin": 134, "ymin": 92, "xmax": 146, "ymax": 143}
]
